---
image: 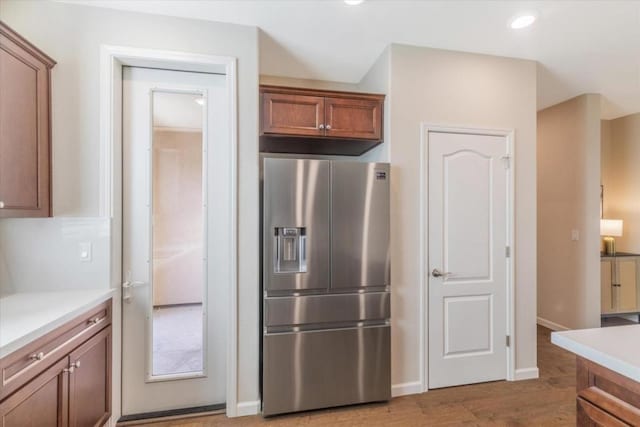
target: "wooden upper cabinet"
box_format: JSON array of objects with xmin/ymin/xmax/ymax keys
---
[
  {"xmin": 262, "ymin": 92, "xmax": 325, "ymax": 137},
  {"xmin": 0, "ymin": 21, "xmax": 55, "ymax": 218},
  {"xmin": 325, "ymin": 97, "xmax": 382, "ymax": 140},
  {"xmin": 260, "ymin": 85, "xmax": 385, "ymax": 156}
]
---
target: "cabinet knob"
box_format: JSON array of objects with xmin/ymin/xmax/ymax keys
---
[
  {"xmin": 64, "ymin": 361, "xmax": 81, "ymax": 374},
  {"xmin": 325, "ymin": 124, "xmax": 332, "ymax": 130},
  {"xmin": 0, "ymin": 201, "xmax": 4, "ymax": 209},
  {"xmin": 318, "ymin": 124, "xmax": 325, "ymax": 130},
  {"xmin": 29, "ymin": 352, "xmax": 45, "ymax": 361}
]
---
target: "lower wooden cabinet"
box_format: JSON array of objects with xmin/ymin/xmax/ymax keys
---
[
  {"xmin": 576, "ymin": 356, "xmax": 640, "ymax": 426},
  {"xmin": 68, "ymin": 327, "xmax": 111, "ymax": 427},
  {"xmin": 0, "ymin": 358, "xmax": 69, "ymax": 427},
  {"xmin": 0, "ymin": 301, "xmax": 112, "ymax": 427}
]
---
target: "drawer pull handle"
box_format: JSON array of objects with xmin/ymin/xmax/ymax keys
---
[
  {"xmin": 29, "ymin": 352, "xmax": 44, "ymax": 361},
  {"xmin": 88, "ymin": 317, "xmax": 102, "ymax": 325}
]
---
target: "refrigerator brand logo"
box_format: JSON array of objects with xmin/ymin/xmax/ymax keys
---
[{"xmin": 375, "ymin": 171, "xmax": 387, "ymax": 180}]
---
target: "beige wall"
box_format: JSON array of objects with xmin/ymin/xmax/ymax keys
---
[
  {"xmin": 601, "ymin": 113, "xmax": 640, "ymax": 253},
  {"xmin": 152, "ymin": 130, "xmax": 203, "ymax": 306},
  {"xmin": 260, "ymin": 74, "xmax": 360, "ymax": 92},
  {"xmin": 356, "ymin": 46, "xmax": 391, "ymax": 163},
  {"xmin": 537, "ymin": 94, "xmax": 601, "ymax": 330},
  {"xmin": 386, "ymin": 44, "xmax": 538, "ymax": 387},
  {"xmin": 1, "ymin": 0, "xmax": 260, "ymax": 414}
]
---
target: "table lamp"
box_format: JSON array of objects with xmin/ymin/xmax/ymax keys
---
[{"xmin": 601, "ymin": 219, "xmax": 623, "ymax": 255}]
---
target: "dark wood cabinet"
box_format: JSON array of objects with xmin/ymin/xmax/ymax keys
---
[
  {"xmin": 324, "ymin": 97, "xmax": 382, "ymax": 140},
  {"xmin": 260, "ymin": 85, "xmax": 385, "ymax": 156},
  {"xmin": 0, "ymin": 358, "xmax": 68, "ymax": 427},
  {"xmin": 68, "ymin": 328, "xmax": 111, "ymax": 427},
  {"xmin": 576, "ymin": 356, "xmax": 640, "ymax": 426},
  {"xmin": 0, "ymin": 21, "xmax": 55, "ymax": 218},
  {"xmin": 0, "ymin": 300, "xmax": 112, "ymax": 427},
  {"xmin": 262, "ymin": 92, "xmax": 325, "ymax": 137}
]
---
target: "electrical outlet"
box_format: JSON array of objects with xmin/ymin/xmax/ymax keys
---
[
  {"xmin": 79, "ymin": 242, "xmax": 92, "ymax": 262},
  {"xmin": 571, "ymin": 229, "xmax": 580, "ymax": 241}
]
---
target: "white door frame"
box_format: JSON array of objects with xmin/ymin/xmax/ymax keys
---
[
  {"xmin": 99, "ymin": 45, "xmax": 239, "ymax": 419},
  {"xmin": 419, "ymin": 123, "xmax": 515, "ymax": 392}
]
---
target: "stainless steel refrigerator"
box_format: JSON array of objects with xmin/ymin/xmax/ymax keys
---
[{"xmin": 261, "ymin": 157, "xmax": 391, "ymax": 416}]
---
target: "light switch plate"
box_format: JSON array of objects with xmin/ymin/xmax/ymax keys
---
[
  {"xmin": 79, "ymin": 241, "xmax": 92, "ymax": 262},
  {"xmin": 571, "ymin": 229, "xmax": 580, "ymax": 241}
]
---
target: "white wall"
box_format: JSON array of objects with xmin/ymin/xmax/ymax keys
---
[
  {"xmin": 386, "ymin": 44, "xmax": 538, "ymax": 387},
  {"xmin": 537, "ymin": 94, "xmax": 601, "ymax": 330},
  {"xmin": 0, "ymin": 0, "xmax": 260, "ymax": 416},
  {"xmin": 0, "ymin": 218, "xmax": 110, "ymax": 293}
]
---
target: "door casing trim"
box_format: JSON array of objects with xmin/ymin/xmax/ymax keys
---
[
  {"xmin": 419, "ymin": 123, "xmax": 516, "ymax": 392},
  {"xmin": 99, "ymin": 45, "xmax": 239, "ymax": 419}
]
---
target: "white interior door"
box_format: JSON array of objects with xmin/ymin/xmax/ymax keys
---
[
  {"xmin": 122, "ymin": 66, "xmax": 230, "ymax": 415},
  {"xmin": 428, "ymin": 129, "xmax": 511, "ymax": 389}
]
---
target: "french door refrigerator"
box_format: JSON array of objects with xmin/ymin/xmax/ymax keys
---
[{"xmin": 261, "ymin": 157, "xmax": 391, "ymax": 416}]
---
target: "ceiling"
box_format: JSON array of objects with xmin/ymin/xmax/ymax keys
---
[{"xmin": 64, "ymin": 0, "xmax": 640, "ymax": 119}]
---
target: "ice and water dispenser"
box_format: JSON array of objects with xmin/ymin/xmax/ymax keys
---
[{"xmin": 274, "ymin": 227, "xmax": 307, "ymax": 273}]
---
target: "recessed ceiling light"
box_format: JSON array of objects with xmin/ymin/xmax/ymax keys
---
[
  {"xmin": 344, "ymin": 0, "xmax": 364, "ymax": 5},
  {"xmin": 510, "ymin": 14, "xmax": 537, "ymax": 29},
  {"xmin": 194, "ymin": 97, "xmax": 205, "ymax": 106}
]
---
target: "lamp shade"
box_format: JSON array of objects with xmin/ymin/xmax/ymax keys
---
[{"xmin": 601, "ymin": 219, "xmax": 623, "ymax": 237}]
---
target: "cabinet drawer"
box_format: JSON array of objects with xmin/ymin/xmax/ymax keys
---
[
  {"xmin": 0, "ymin": 300, "xmax": 111, "ymax": 400},
  {"xmin": 578, "ymin": 397, "xmax": 630, "ymax": 427}
]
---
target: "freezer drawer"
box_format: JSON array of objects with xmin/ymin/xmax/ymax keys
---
[
  {"xmin": 262, "ymin": 325, "xmax": 390, "ymax": 416},
  {"xmin": 263, "ymin": 158, "xmax": 330, "ymax": 292},
  {"xmin": 331, "ymin": 162, "xmax": 390, "ymax": 290},
  {"xmin": 264, "ymin": 292, "xmax": 390, "ymax": 328}
]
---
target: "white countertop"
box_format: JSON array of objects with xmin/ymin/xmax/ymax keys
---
[
  {"xmin": 552, "ymin": 325, "xmax": 640, "ymax": 383},
  {"xmin": 0, "ymin": 289, "xmax": 115, "ymax": 359}
]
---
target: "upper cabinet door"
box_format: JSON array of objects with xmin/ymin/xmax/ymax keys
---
[
  {"xmin": 262, "ymin": 92, "xmax": 325, "ymax": 137},
  {"xmin": 0, "ymin": 22, "xmax": 55, "ymax": 218},
  {"xmin": 325, "ymin": 97, "xmax": 382, "ymax": 140}
]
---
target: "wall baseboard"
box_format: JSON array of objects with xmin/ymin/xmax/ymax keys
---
[
  {"xmin": 514, "ymin": 367, "xmax": 539, "ymax": 381},
  {"xmin": 537, "ymin": 316, "xmax": 569, "ymax": 331},
  {"xmin": 391, "ymin": 381, "xmax": 424, "ymax": 397},
  {"xmin": 235, "ymin": 400, "xmax": 260, "ymax": 417}
]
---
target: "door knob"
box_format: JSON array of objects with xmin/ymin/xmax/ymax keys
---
[
  {"xmin": 122, "ymin": 271, "xmax": 147, "ymax": 303},
  {"xmin": 432, "ymin": 268, "xmax": 452, "ymax": 278},
  {"xmin": 325, "ymin": 124, "xmax": 332, "ymax": 130}
]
